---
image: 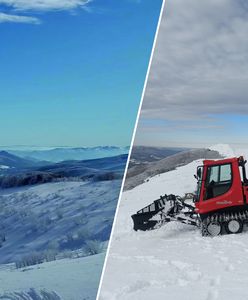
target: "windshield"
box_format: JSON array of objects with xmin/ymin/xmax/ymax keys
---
[{"xmin": 195, "ymin": 166, "xmax": 203, "ymax": 201}]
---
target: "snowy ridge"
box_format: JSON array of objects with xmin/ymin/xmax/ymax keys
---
[
  {"xmin": 209, "ymin": 144, "xmax": 235, "ymax": 158},
  {"xmin": 210, "ymin": 143, "xmax": 248, "ymax": 160},
  {"xmin": 99, "ymin": 145, "xmax": 248, "ymax": 300}
]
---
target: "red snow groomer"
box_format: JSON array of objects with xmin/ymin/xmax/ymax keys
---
[{"xmin": 132, "ymin": 156, "xmax": 248, "ymax": 236}]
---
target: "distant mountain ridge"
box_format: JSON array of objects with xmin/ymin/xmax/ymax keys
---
[
  {"xmin": 125, "ymin": 148, "xmax": 222, "ymax": 190},
  {"xmin": 0, "ymin": 154, "xmax": 128, "ymax": 189},
  {"xmin": 6, "ymin": 146, "xmax": 129, "ymax": 163},
  {"xmin": 0, "ymin": 151, "xmax": 38, "ymax": 169},
  {"xmin": 129, "ymin": 146, "xmax": 188, "ymax": 167}
]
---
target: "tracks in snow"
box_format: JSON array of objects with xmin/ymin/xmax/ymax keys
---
[{"xmin": 100, "ymin": 222, "xmax": 248, "ymax": 300}]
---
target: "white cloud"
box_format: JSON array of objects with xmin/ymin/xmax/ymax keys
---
[
  {"xmin": 0, "ymin": 11, "xmax": 40, "ymax": 23},
  {"xmin": 0, "ymin": 0, "xmax": 90, "ymax": 11},
  {"xmin": 0, "ymin": 0, "xmax": 91, "ymax": 24}
]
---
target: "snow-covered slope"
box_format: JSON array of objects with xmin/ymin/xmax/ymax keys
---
[
  {"xmin": 0, "ymin": 180, "xmax": 121, "ymax": 264},
  {"xmin": 0, "ymin": 152, "xmax": 127, "ymax": 298},
  {"xmin": 0, "ymin": 252, "xmax": 105, "ymax": 300},
  {"xmin": 98, "ymin": 144, "xmax": 248, "ymax": 300}
]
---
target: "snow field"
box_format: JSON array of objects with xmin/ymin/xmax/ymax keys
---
[{"xmin": 98, "ymin": 145, "xmax": 248, "ymax": 300}]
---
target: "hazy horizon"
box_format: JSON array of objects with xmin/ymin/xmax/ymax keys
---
[{"xmin": 0, "ymin": 144, "xmax": 130, "ymax": 149}]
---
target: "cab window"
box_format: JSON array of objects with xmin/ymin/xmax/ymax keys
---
[{"xmin": 204, "ymin": 164, "xmax": 232, "ymax": 200}]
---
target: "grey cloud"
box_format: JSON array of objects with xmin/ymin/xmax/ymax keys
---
[{"xmin": 141, "ymin": 0, "xmax": 248, "ymax": 121}]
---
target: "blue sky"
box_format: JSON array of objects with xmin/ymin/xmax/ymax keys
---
[
  {"xmin": 135, "ymin": 0, "xmax": 248, "ymax": 149},
  {"xmin": 0, "ymin": 0, "xmax": 163, "ymax": 147}
]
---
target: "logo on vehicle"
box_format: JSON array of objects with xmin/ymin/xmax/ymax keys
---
[{"xmin": 216, "ymin": 200, "xmax": 232, "ymax": 205}]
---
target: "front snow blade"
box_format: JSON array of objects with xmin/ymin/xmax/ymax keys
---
[{"xmin": 131, "ymin": 194, "xmax": 176, "ymax": 231}]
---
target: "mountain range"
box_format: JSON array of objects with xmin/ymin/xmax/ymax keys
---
[
  {"xmin": 6, "ymin": 146, "xmax": 129, "ymax": 163},
  {"xmin": 0, "ymin": 151, "xmax": 48, "ymax": 169}
]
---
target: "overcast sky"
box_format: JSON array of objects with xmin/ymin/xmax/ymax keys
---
[{"xmin": 134, "ymin": 0, "xmax": 248, "ymax": 149}]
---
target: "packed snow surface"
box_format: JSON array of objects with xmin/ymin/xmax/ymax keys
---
[{"xmin": 98, "ymin": 145, "xmax": 248, "ymax": 300}]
